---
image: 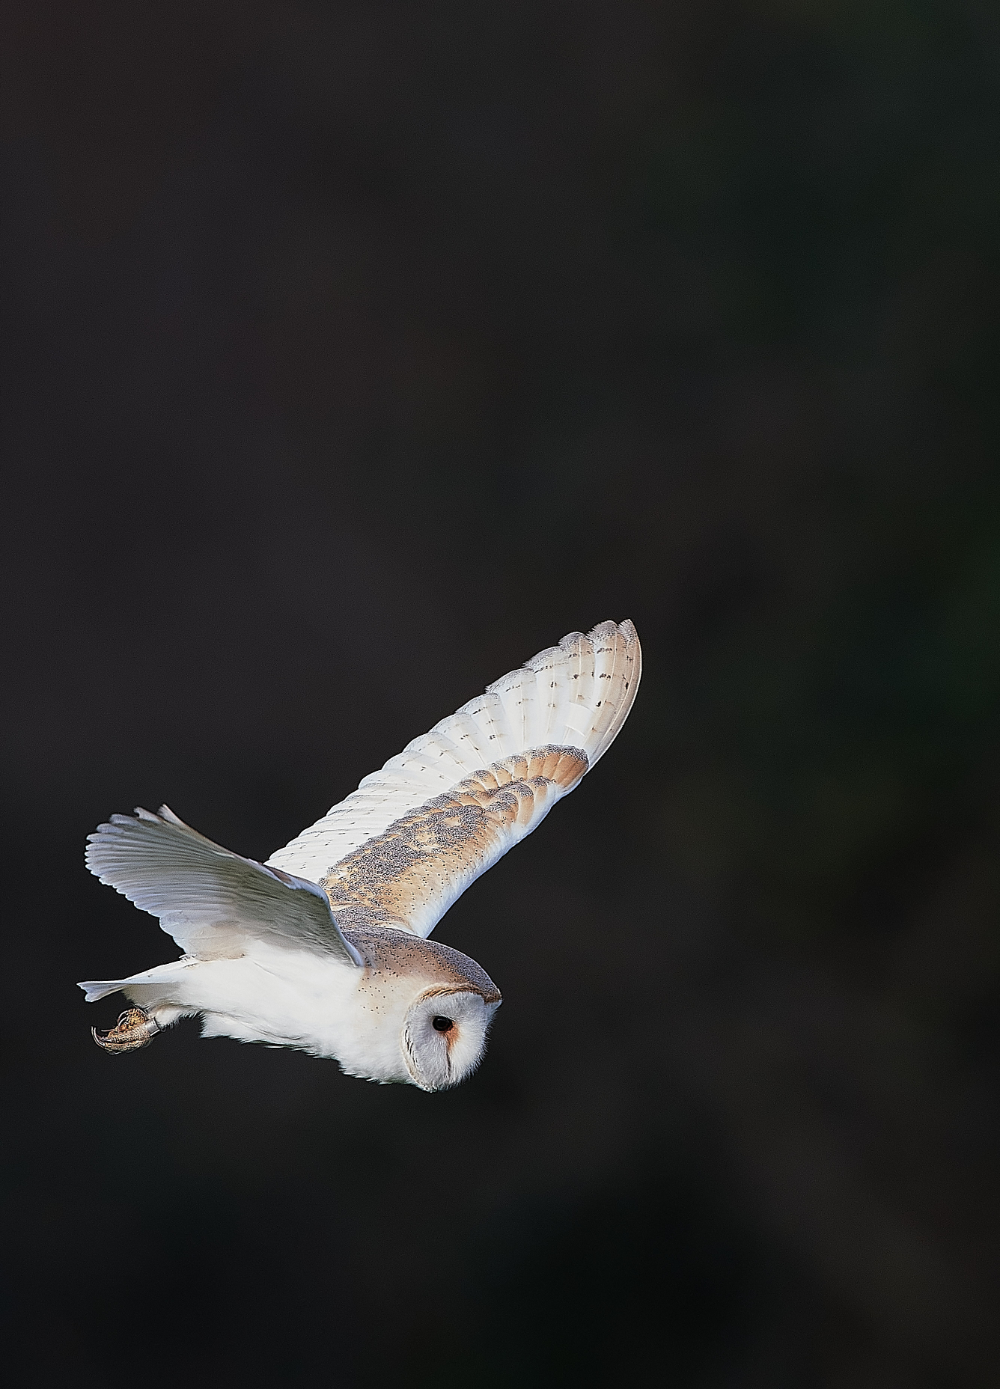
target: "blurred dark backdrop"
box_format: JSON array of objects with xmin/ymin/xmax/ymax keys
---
[{"xmin": 2, "ymin": 3, "xmax": 999, "ymax": 1385}]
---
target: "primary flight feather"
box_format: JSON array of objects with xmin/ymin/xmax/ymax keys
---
[{"xmin": 80, "ymin": 619, "xmax": 641, "ymax": 1090}]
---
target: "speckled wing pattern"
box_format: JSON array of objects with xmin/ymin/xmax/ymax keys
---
[
  {"xmin": 85, "ymin": 807, "xmax": 362, "ymax": 964},
  {"xmin": 267, "ymin": 619, "xmax": 641, "ymax": 938}
]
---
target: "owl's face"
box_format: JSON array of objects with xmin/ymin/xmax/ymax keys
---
[{"xmin": 401, "ymin": 987, "xmax": 500, "ymax": 1091}]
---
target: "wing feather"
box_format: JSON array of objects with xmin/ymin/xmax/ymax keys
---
[
  {"xmin": 484, "ymin": 665, "xmax": 533, "ymax": 749},
  {"xmin": 561, "ymin": 628, "xmax": 596, "ymax": 745},
  {"xmin": 268, "ymin": 619, "xmax": 641, "ymax": 937},
  {"xmin": 86, "ymin": 806, "xmax": 362, "ymax": 964}
]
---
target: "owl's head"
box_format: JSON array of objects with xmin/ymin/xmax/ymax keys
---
[{"xmin": 401, "ymin": 986, "xmax": 501, "ymax": 1091}]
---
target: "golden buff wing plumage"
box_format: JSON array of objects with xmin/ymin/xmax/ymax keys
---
[{"xmin": 267, "ymin": 621, "xmax": 640, "ymax": 938}]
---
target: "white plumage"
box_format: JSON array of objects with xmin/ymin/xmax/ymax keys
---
[{"xmin": 80, "ymin": 619, "xmax": 641, "ymax": 1089}]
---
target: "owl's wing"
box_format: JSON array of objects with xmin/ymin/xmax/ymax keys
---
[
  {"xmin": 267, "ymin": 619, "xmax": 640, "ymax": 938},
  {"xmin": 85, "ymin": 806, "xmax": 362, "ymax": 964}
]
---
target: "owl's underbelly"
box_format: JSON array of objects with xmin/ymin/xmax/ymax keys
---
[
  {"xmin": 169, "ymin": 947, "xmax": 356, "ymax": 1053},
  {"xmin": 173, "ymin": 945, "xmax": 416, "ymax": 1081}
]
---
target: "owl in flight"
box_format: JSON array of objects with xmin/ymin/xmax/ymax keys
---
[{"xmin": 81, "ymin": 620, "xmax": 640, "ymax": 1091}]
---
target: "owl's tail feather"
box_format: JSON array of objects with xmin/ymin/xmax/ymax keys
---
[
  {"xmin": 78, "ymin": 960, "xmax": 191, "ymax": 1021},
  {"xmin": 79, "ymin": 978, "xmax": 126, "ymax": 1002}
]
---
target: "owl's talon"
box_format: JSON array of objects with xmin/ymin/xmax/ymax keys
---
[{"xmin": 91, "ymin": 1007, "xmax": 159, "ymax": 1054}]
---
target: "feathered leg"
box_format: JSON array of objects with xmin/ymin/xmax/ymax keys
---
[{"xmin": 91, "ymin": 1007, "xmax": 159, "ymax": 1054}]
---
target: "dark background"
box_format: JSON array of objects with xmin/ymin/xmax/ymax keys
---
[{"xmin": 2, "ymin": 2, "xmax": 999, "ymax": 1385}]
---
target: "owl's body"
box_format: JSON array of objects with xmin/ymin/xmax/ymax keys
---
[
  {"xmin": 81, "ymin": 620, "xmax": 640, "ymax": 1090},
  {"xmin": 107, "ymin": 927, "xmax": 499, "ymax": 1088}
]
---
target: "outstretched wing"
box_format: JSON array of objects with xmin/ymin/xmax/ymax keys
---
[
  {"xmin": 85, "ymin": 806, "xmax": 362, "ymax": 965},
  {"xmin": 268, "ymin": 619, "xmax": 641, "ymax": 938}
]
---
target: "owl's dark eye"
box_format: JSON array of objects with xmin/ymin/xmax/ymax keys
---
[{"xmin": 432, "ymin": 1016, "xmax": 454, "ymax": 1033}]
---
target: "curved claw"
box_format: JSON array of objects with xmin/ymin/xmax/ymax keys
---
[{"xmin": 91, "ymin": 1007, "xmax": 159, "ymax": 1054}]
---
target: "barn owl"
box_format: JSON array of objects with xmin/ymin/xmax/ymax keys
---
[{"xmin": 80, "ymin": 619, "xmax": 640, "ymax": 1090}]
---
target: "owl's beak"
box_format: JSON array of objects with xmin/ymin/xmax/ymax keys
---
[{"xmin": 91, "ymin": 1007, "xmax": 160, "ymax": 1054}]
